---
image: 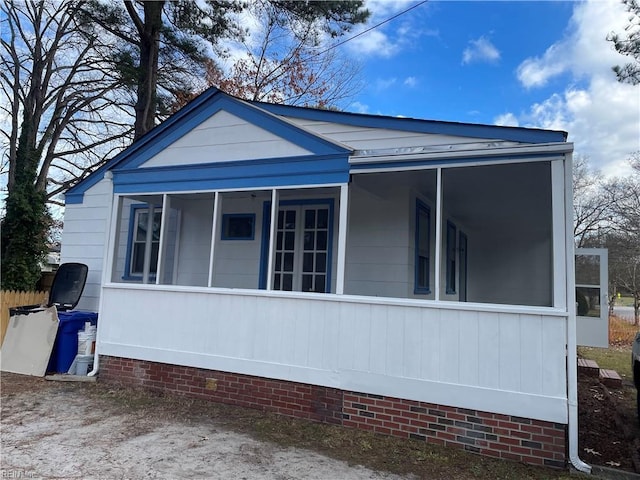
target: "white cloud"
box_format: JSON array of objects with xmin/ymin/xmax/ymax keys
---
[
  {"xmin": 347, "ymin": 29, "xmax": 401, "ymax": 58},
  {"xmin": 345, "ymin": 1, "xmax": 436, "ymax": 58},
  {"xmin": 494, "ymin": 113, "xmax": 519, "ymax": 127},
  {"xmin": 501, "ymin": 79, "xmax": 639, "ymax": 177},
  {"xmin": 510, "ymin": 0, "xmax": 640, "ymax": 177},
  {"xmin": 515, "ymin": 0, "xmax": 630, "ymax": 89},
  {"xmin": 462, "ymin": 36, "xmax": 500, "ymax": 65},
  {"xmin": 404, "ymin": 76, "xmax": 418, "ymax": 87},
  {"xmin": 517, "ymin": 45, "xmax": 569, "ymax": 88},
  {"xmin": 349, "ymin": 101, "xmax": 370, "ymax": 114},
  {"xmin": 375, "ymin": 77, "xmax": 397, "ymax": 91}
]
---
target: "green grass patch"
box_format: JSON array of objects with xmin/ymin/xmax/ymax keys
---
[{"xmin": 579, "ymin": 346, "xmax": 632, "ymax": 380}]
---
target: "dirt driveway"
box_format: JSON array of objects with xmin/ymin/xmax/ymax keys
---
[{"xmin": 1, "ymin": 374, "xmax": 408, "ymax": 480}]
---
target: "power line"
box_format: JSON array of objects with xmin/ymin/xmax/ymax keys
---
[{"xmin": 316, "ymin": 0, "xmax": 429, "ymax": 57}]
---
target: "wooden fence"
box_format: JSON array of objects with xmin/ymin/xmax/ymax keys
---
[{"xmin": 1, "ymin": 290, "xmax": 48, "ymax": 345}]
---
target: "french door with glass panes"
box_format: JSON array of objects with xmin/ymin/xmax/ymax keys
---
[{"xmin": 272, "ymin": 204, "xmax": 331, "ymax": 293}]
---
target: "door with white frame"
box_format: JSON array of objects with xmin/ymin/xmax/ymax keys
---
[
  {"xmin": 265, "ymin": 200, "xmax": 333, "ymax": 293},
  {"xmin": 575, "ymin": 248, "xmax": 608, "ymax": 347}
]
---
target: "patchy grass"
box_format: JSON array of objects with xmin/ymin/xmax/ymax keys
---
[
  {"xmin": 579, "ymin": 346, "xmax": 632, "ymax": 381},
  {"xmin": 578, "ymin": 315, "xmax": 638, "ymax": 382}
]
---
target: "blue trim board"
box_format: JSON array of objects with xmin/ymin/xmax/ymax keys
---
[
  {"xmin": 414, "ymin": 199, "xmax": 431, "ymax": 295},
  {"xmin": 255, "ymin": 101, "xmax": 567, "ymax": 144},
  {"xmin": 258, "ymin": 199, "xmax": 335, "ymax": 292},
  {"xmin": 112, "ymin": 154, "xmax": 350, "ymax": 194},
  {"xmin": 122, "ymin": 203, "xmax": 160, "ymax": 282},
  {"xmin": 259, "ymin": 201, "xmax": 272, "ymax": 290},
  {"xmin": 114, "ymin": 172, "xmax": 348, "ymax": 195}
]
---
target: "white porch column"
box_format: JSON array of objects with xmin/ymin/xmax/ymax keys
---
[
  {"xmin": 156, "ymin": 194, "xmax": 170, "ymax": 285},
  {"xmin": 142, "ymin": 204, "xmax": 155, "ymax": 284},
  {"xmin": 434, "ymin": 167, "xmax": 443, "ymax": 301},
  {"xmin": 266, "ymin": 189, "xmax": 279, "ymax": 290},
  {"xmin": 336, "ymin": 183, "xmax": 349, "ymax": 294},
  {"xmin": 208, "ymin": 192, "xmax": 221, "ymax": 287}
]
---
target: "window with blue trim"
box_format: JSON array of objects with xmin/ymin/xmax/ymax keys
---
[
  {"xmin": 221, "ymin": 214, "xmax": 255, "ymax": 240},
  {"xmin": 414, "ymin": 200, "xmax": 431, "ymax": 294},
  {"xmin": 128, "ymin": 206, "xmax": 162, "ymax": 277},
  {"xmin": 446, "ymin": 220, "xmax": 457, "ymax": 294}
]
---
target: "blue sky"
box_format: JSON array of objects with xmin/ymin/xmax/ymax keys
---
[{"xmin": 339, "ymin": 0, "xmax": 639, "ymax": 177}]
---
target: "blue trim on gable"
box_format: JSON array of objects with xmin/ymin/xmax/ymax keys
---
[
  {"xmin": 65, "ymin": 87, "xmax": 351, "ymax": 204},
  {"xmin": 114, "ymin": 96, "xmax": 351, "ymax": 172},
  {"xmin": 258, "ymin": 199, "xmax": 335, "ymax": 293},
  {"xmin": 112, "ymin": 154, "xmax": 350, "ymax": 194},
  {"xmin": 65, "ymin": 191, "xmax": 89, "ymax": 205},
  {"xmin": 65, "ymin": 87, "xmax": 224, "ymax": 204},
  {"xmin": 256, "ymin": 102, "xmax": 568, "ymax": 144}
]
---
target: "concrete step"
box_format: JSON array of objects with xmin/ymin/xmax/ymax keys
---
[{"xmin": 599, "ymin": 368, "xmax": 623, "ymax": 388}]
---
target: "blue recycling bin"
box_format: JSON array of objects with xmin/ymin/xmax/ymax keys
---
[{"xmin": 47, "ymin": 311, "xmax": 98, "ymax": 373}]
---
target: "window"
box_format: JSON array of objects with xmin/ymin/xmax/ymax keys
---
[
  {"xmin": 414, "ymin": 200, "xmax": 431, "ymax": 294},
  {"xmin": 221, "ymin": 214, "xmax": 255, "ymax": 240},
  {"xmin": 259, "ymin": 199, "xmax": 334, "ymax": 292},
  {"xmin": 127, "ymin": 205, "xmax": 162, "ymax": 278},
  {"xmin": 446, "ymin": 220, "xmax": 457, "ymax": 294}
]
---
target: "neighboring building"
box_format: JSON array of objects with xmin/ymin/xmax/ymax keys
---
[{"xmin": 62, "ymin": 88, "xmax": 589, "ymax": 471}]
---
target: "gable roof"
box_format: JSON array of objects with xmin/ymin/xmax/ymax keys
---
[
  {"xmin": 66, "ymin": 87, "xmax": 569, "ymax": 204},
  {"xmin": 65, "ymin": 88, "xmax": 351, "ymax": 203},
  {"xmin": 254, "ymin": 102, "xmax": 568, "ymax": 144}
]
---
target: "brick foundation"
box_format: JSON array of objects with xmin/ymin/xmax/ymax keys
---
[{"xmin": 100, "ymin": 356, "xmax": 567, "ymax": 468}]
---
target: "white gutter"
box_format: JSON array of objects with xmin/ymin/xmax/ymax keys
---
[
  {"xmin": 88, "ymin": 171, "xmax": 116, "ymax": 377},
  {"xmin": 564, "ymin": 153, "xmax": 591, "ymax": 474},
  {"xmin": 350, "ymin": 141, "xmax": 574, "ymax": 164}
]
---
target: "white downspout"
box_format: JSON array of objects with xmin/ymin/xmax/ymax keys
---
[
  {"xmin": 88, "ymin": 172, "xmax": 117, "ymax": 377},
  {"xmin": 564, "ymin": 153, "xmax": 591, "ymax": 474}
]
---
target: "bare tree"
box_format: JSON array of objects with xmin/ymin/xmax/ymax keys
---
[
  {"xmin": 210, "ymin": 2, "xmax": 363, "ymax": 108},
  {"xmin": 0, "ymin": 0, "xmax": 134, "ymax": 289},
  {"xmin": 608, "ymin": 152, "xmax": 640, "ymax": 235},
  {"xmin": 601, "ymin": 153, "xmax": 640, "ymax": 324},
  {"xmin": 83, "ymin": 0, "xmax": 368, "ymax": 139},
  {"xmin": 573, "ymin": 155, "xmax": 612, "ymax": 247},
  {"xmin": 0, "ymin": 0, "xmax": 134, "ymax": 204},
  {"xmin": 604, "ymin": 231, "xmax": 640, "ymax": 325}
]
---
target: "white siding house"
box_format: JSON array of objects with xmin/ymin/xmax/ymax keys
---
[{"xmin": 62, "ymin": 88, "xmax": 586, "ymax": 471}]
